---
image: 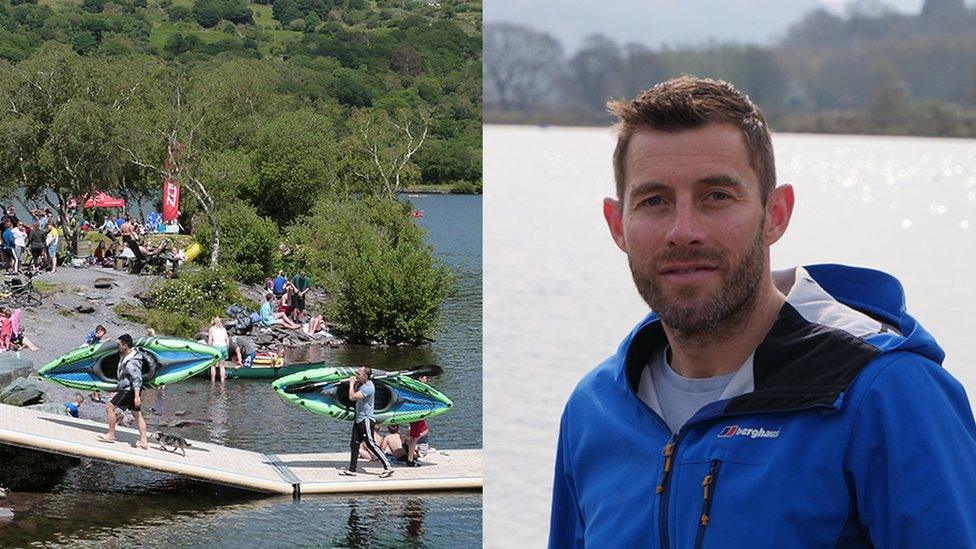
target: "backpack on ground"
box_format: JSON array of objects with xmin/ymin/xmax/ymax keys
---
[{"xmin": 234, "ymin": 311, "xmax": 253, "ymax": 334}]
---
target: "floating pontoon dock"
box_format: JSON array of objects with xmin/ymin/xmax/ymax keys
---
[{"xmin": 0, "ymin": 403, "xmax": 481, "ymax": 497}]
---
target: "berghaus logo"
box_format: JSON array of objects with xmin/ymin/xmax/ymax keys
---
[{"xmin": 718, "ymin": 425, "xmax": 781, "ymax": 439}]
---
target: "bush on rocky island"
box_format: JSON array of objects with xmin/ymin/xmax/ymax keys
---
[{"xmin": 288, "ymin": 196, "xmax": 452, "ymax": 344}]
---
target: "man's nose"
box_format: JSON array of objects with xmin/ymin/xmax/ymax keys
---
[{"xmin": 666, "ymin": 202, "xmax": 704, "ymax": 247}]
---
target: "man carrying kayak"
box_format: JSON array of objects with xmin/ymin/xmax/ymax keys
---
[
  {"xmin": 549, "ymin": 75, "xmax": 976, "ymax": 547},
  {"xmin": 98, "ymin": 334, "xmax": 149, "ymax": 450},
  {"xmin": 340, "ymin": 366, "xmax": 393, "ymax": 478}
]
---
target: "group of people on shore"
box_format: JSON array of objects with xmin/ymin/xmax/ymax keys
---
[
  {"xmin": 90, "ymin": 212, "xmax": 180, "ymax": 237},
  {"xmin": 1, "ymin": 206, "xmax": 61, "ymax": 274},
  {"xmin": 261, "ymin": 270, "xmax": 329, "ymax": 336},
  {"xmin": 95, "ymin": 214, "xmax": 183, "ymax": 275}
]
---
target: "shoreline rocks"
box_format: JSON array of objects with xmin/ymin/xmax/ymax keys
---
[
  {"xmin": 0, "ymin": 377, "xmax": 46, "ymax": 407},
  {"xmin": 0, "ymin": 355, "xmax": 33, "ymax": 389}
]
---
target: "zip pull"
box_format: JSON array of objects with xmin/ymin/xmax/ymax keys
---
[
  {"xmin": 700, "ymin": 473, "xmax": 714, "ymax": 525},
  {"xmin": 700, "ymin": 460, "xmax": 721, "ymax": 525},
  {"xmin": 656, "ymin": 436, "xmax": 677, "ymax": 494}
]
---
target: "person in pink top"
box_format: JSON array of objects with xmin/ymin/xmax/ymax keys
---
[
  {"xmin": 0, "ymin": 309, "xmax": 12, "ymax": 350},
  {"xmin": 8, "ymin": 308, "xmax": 38, "ymax": 351}
]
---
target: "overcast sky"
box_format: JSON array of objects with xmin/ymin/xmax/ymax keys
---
[{"xmin": 484, "ymin": 0, "xmax": 932, "ymax": 53}]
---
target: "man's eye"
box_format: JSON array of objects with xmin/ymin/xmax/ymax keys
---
[
  {"xmin": 644, "ymin": 196, "xmax": 665, "ymax": 207},
  {"xmin": 707, "ymin": 191, "xmax": 731, "ymax": 201}
]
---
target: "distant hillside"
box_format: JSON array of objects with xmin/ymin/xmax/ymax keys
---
[
  {"xmin": 485, "ymin": 0, "xmax": 976, "ymax": 137},
  {"xmin": 0, "ymin": 0, "xmax": 483, "ymax": 191}
]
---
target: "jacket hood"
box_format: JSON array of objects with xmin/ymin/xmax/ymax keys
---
[{"xmin": 803, "ymin": 263, "xmax": 944, "ymax": 364}]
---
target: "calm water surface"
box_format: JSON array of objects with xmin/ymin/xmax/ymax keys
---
[
  {"xmin": 484, "ymin": 126, "xmax": 976, "ymax": 547},
  {"xmin": 1, "ymin": 194, "xmax": 482, "ymax": 547}
]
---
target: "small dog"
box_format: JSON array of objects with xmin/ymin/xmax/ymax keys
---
[{"xmin": 152, "ymin": 432, "xmax": 191, "ymax": 457}]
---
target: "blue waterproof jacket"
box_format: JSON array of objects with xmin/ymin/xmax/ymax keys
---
[{"xmin": 550, "ymin": 265, "xmax": 976, "ymax": 548}]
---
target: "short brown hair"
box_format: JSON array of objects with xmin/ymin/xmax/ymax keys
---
[{"xmin": 608, "ymin": 75, "xmax": 775, "ymax": 203}]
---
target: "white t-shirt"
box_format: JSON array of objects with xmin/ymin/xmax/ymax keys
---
[{"xmin": 12, "ymin": 228, "xmax": 25, "ymax": 248}]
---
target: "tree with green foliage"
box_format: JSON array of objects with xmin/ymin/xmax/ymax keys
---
[
  {"xmin": 221, "ymin": 0, "xmax": 253, "ymax": 25},
  {"xmin": 243, "ymin": 109, "xmax": 338, "ymax": 224},
  {"xmin": 164, "ymin": 33, "xmax": 202, "ymax": 56},
  {"xmin": 287, "ymin": 195, "xmax": 452, "ymax": 344},
  {"xmin": 194, "ymin": 202, "xmax": 279, "ymax": 283},
  {"xmin": 166, "ymin": 5, "xmax": 192, "ymax": 22},
  {"xmin": 271, "ymin": 0, "xmax": 301, "ymax": 25},
  {"xmin": 391, "ymin": 42, "xmax": 421, "ymax": 77},
  {"xmin": 144, "ymin": 266, "xmax": 243, "ymax": 336},
  {"xmin": 192, "ymin": 0, "xmax": 220, "ymax": 28},
  {"xmin": 81, "ymin": 0, "xmax": 104, "ymax": 13},
  {"xmin": 0, "ymin": 44, "xmax": 159, "ymax": 252},
  {"xmin": 345, "ymin": 108, "xmax": 429, "ymax": 198},
  {"xmin": 416, "ymin": 138, "xmax": 480, "ymax": 185},
  {"xmin": 120, "ymin": 59, "xmax": 284, "ymax": 265}
]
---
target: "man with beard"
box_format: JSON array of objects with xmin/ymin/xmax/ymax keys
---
[{"xmin": 549, "ymin": 76, "xmax": 976, "ymax": 548}]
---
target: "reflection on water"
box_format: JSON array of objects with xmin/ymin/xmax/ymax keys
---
[
  {"xmin": 2, "ymin": 194, "xmax": 482, "ymax": 546},
  {"xmin": 208, "ymin": 384, "xmax": 229, "ymax": 446},
  {"xmin": 1, "ymin": 485, "xmax": 479, "ymax": 548}
]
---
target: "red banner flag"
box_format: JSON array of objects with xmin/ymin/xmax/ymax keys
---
[
  {"xmin": 162, "ymin": 177, "xmax": 180, "ymax": 222},
  {"xmin": 162, "ymin": 150, "xmax": 180, "ymax": 222}
]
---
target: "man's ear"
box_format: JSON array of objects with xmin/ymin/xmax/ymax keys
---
[
  {"xmin": 764, "ymin": 184, "xmax": 794, "ymax": 246},
  {"xmin": 603, "ymin": 197, "xmax": 628, "ymax": 253}
]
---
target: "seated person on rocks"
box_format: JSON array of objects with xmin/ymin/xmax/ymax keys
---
[
  {"xmin": 227, "ymin": 335, "xmax": 257, "ymax": 369},
  {"xmin": 259, "ymin": 292, "xmax": 300, "ymax": 330},
  {"xmin": 280, "ymin": 282, "xmax": 295, "ymax": 319},
  {"xmin": 9, "ymin": 308, "xmax": 39, "ymax": 352},
  {"xmin": 381, "ymin": 424, "xmax": 407, "ymax": 461},
  {"xmin": 92, "ymin": 241, "xmax": 105, "ymax": 265},
  {"xmin": 305, "ymin": 313, "xmax": 330, "ymax": 337},
  {"xmin": 10, "ymin": 332, "xmax": 40, "ymax": 352}
]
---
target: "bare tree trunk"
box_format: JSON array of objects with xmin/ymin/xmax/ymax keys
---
[{"xmin": 195, "ymin": 194, "xmax": 219, "ymax": 266}]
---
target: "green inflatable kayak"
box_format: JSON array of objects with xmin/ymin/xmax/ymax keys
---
[
  {"xmin": 272, "ymin": 366, "xmax": 452, "ymax": 424},
  {"xmin": 39, "ymin": 336, "xmax": 221, "ymax": 391}
]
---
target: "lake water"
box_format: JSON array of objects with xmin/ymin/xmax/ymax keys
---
[
  {"xmin": 483, "ymin": 126, "xmax": 976, "ymax": 547},
  {"xmin": 1, "ymin": 194, "xmax": 483, "ymax": 547}
]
